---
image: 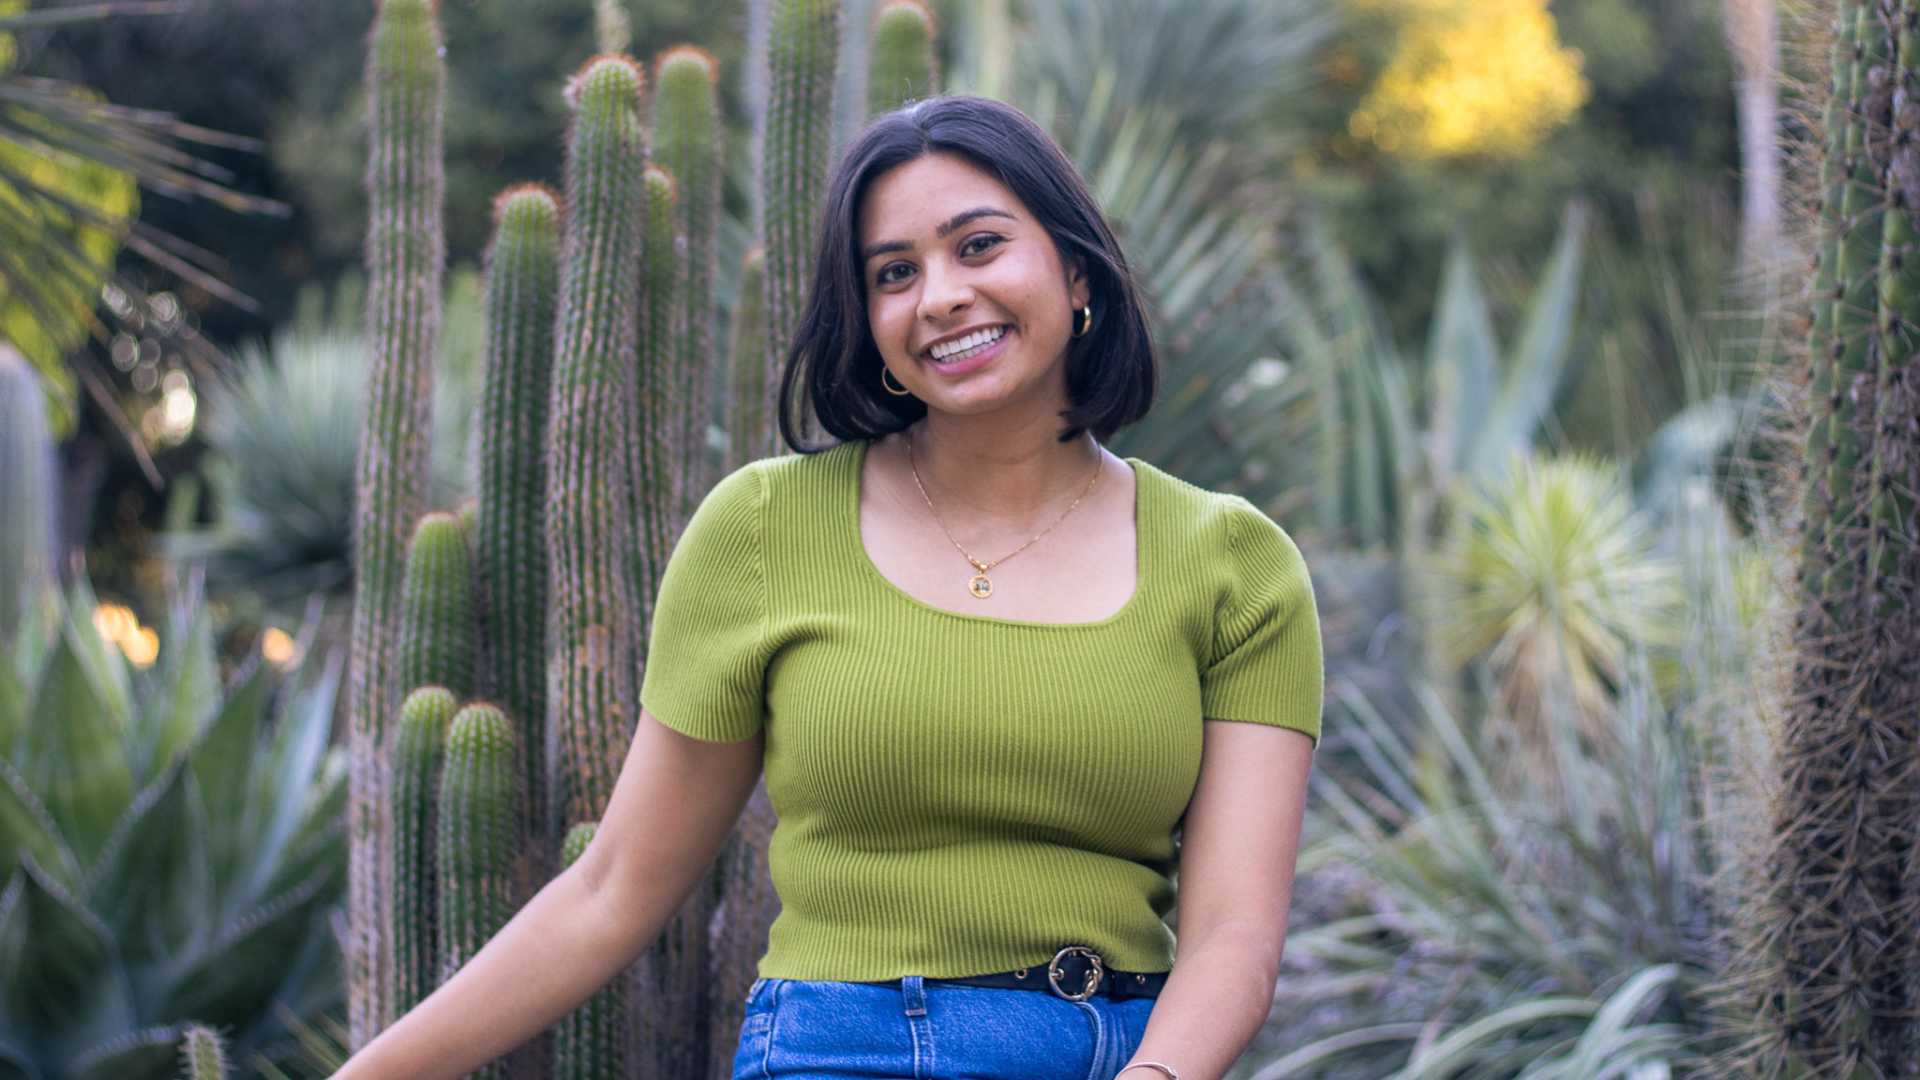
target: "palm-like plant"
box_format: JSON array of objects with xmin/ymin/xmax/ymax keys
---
[
  {"xmin": 0, "ymin": 1, "xmax": 284, "ymax": 440},
  {"xmin": 0, "ymin": 575, "xmax": 344, "ymax": 1079}
]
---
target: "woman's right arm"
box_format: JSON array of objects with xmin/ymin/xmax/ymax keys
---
[{"xmin": 335, "ymin": 705, "xmax": 766, "ymax": 1080}]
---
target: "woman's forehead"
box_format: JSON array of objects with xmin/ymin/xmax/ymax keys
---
[{"xmin": 858, "ymin": 153, "xmax": 1023, "ymax": 239}]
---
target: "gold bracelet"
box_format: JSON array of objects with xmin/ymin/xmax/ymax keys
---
[{"xmin": 1117, "ymin": 1064, "xmax": 1180, "ymax": 1080}]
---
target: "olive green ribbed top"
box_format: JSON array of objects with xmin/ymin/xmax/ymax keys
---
[{"xmin": 639, "ymin": 438, "xmax": 1323, "ymax": 981}]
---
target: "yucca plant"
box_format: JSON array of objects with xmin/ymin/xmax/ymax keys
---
[
  {"xmin": 1428, "ymin": 452, "xmax": 1685, "ymax": 794},
  {"xmin": 0, "ymin": 576, "xmax": 346, "ymax": 1080}
]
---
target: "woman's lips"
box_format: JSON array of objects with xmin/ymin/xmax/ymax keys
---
[{"xmin": 923, "ymin": 327, "xmax": 1011, "ymax": 377}]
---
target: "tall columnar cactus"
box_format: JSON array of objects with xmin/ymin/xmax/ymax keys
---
[
  {"xmin": 391, "ymin": 685, "xmax": 456, "ymax": 1016},
  {"xmin": 553, "ymin": 823, "xmax": 628, "ymax": 1079},
  {"xmin": 547, "ymin": 54, "xmax": 648, "ymax": 834},
  {"xmin": 351, "ymin": 0, "xmax": 445, "ymax": 1046},
  {"xmin": 866, "ymin": 0, "xmax": 938, "ymax": 116},
  {"xmin": 652, "ymin": 47, "xmax": 725, "ymax": 531},
  {"xmin": 436, "ymin": 702, "xmax": 524, "ymax": 1079},
  {"xmin": 398, "ymin": 512, "xmax": 478, "ymax": 699},
  {"xmin": 477, "ymin": 183, "xmax": 560, "ymax": 864},
  {"xmin": 761, "ymin": 0, "xmax": 841, "ymax": 452},
  {"xmin": 0, "ymin": 344, "xmax": 56, "ymax": 643},
  {"xmin": 629, "ymin": 163, "xmax": 681, "ymax": 642},
  {"xmin": 726, "ymin": 248, "xmax": 770, "ymax": 475},
  {"xmin": 1741, "ymin": 0, "xmax": 1920, "ymax": 1073}
]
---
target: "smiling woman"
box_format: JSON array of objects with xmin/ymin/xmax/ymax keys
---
[{"xmin": 634, "ymin": 94, "xmax": 1325, "ymax": 1080}]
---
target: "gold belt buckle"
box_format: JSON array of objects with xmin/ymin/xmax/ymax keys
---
[{"xmin": 1047, "ymin": 945, "xmax": 1105, "ymax": 1002}]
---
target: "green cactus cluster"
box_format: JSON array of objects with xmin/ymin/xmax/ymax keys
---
[{"xmin": 347, "ymin": 2, "xmax": 942, "ymax": 1075}]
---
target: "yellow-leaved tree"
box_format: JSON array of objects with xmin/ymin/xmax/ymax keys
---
[{"xmin": 1347, "ymin": 0, "xmax": 1590, "ymax": 160}]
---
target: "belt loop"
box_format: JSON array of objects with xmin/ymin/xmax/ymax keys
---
[{"xmin": 902, "ymin": 974, "xmax": 928, "ymax": 1017}]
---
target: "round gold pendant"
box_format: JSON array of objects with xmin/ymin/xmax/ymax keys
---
[{"xmin": 968, "ymin": 573, "xmax": 993, "ymax": 599}]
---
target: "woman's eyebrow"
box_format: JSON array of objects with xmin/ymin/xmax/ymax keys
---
[{"xmin": 860, "ymin": 206, "xmax": 1016, "ymax": 263}]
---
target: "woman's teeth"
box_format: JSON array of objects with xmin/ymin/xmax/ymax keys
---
[{"xmin": 931, "ymin": 326, "xmax": 1007, "ymax": 363}]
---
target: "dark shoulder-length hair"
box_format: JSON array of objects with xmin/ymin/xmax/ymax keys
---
[{"xmin": 775, "ymin": 94, "xmax": 1157, "ymax": 453}]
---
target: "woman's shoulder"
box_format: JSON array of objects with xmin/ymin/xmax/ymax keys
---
[{"xmin": 1131, "ymin": 458, "xmax": 1296, "ymax": 551}]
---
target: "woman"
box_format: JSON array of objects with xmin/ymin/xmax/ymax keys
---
[{"xmin": 339, "ymin": 94, "xmax": 1321, "ymax": 1080}]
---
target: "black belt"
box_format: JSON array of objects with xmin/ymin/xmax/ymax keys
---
[{"xmin": 869, "ymin": 946, "xmax": 1169, "ymax": 1002}]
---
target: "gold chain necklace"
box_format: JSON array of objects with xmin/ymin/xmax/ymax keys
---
[{"xmin": 905, "ymin": 427, "xmax": 1101, "ymax": 600}]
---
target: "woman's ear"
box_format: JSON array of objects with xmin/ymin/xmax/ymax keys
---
[{"xmin": 1067, "ymin": 256, "xmax": 1091, "ymax": 310}]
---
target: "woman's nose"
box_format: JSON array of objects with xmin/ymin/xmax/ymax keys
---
[{"xmin": 917, "ymin": 260, "xmax": 974, "ymax": 320}]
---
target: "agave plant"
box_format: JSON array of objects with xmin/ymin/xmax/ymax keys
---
[
  {"xmin": 168, "ymin": 275, "xmax": 481, "ymax": 609},
  {"xmin": 0, "ymin": 575, "xmax": 345, "ymax": 1079},
  {"xmin": 1241, "ymin": 666, "xmax": 1715, "ymax": 1079}
]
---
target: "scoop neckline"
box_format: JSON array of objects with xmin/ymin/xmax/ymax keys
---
[{"xmin": 845, "ymin": 437, "xmax": 1148, "ymax": 630}]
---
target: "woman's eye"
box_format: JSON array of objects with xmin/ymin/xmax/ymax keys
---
[
  {"xmin": 962, "ymin": 234, "xmax": 1003, "ymax": 256},
  {"xmin": 875, "ymin": 235, "xmax": 1002, "ymax": 286}
]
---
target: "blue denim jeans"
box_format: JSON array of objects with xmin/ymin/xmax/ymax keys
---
[{"xmin": 730, "ymin": 975, "xmax": 1159, "ymax": 1079}]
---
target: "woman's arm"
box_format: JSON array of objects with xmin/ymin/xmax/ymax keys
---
[
  {"xmin": 1118, "ymin": 721, "xmax": 1314, "ymax": 1080},
  {"xmin": 335, "ymin": 707, "xmax": 765, "ymax": 1080}
]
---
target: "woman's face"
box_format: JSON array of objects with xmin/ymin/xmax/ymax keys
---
[{"xmin": 856, "ymin": 151, "xmax": 1090, "ymax": 418}]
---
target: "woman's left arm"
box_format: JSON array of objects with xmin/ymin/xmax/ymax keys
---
[{"xmin": 1119, "ymin": 720, "xmax": 1315, "ymax": 1080}]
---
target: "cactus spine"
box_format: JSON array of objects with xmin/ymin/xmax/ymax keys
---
[
  {"xmin": 1741, "ymin": 0, "xmax": 1920, "ymax": 1073},
  {"xmin": 0, "ymin": 344, "xmax": 56, "ymax": 644},
  {"xmin": 652, "ymin": 47, "xmax": 725, "ymax": 532},
  {"xmin": 398, "ymin": 513, "xmax": 478, "ymax": 698},
  {"xmin": 477, "ymin": 184, "xmax": 560, "ymax": 859},
  {"xmin": 350, "ymin": 0, "xmax": 445, "ymax": 1045},
  {"xmin": 391, "ymin": 685, "xmax": 456, "ymax": 1015},
  {"xmin": 762, "ymin": 0, "xmax": 841, "ymax": 452},
  {"xmin": 436, "ymin": 702, "xmax": 523, "ymax": 1079},
  {"xmin": 547, "ymin": 55, "xmax": 648, "ymax": 833},
  {"xmin": 867, "ymin": 0, "xmax": 938, "ymax": 116},
  {"xmin": 553, "ymin": 823, "xmax": 627, "ymax": 1079}
]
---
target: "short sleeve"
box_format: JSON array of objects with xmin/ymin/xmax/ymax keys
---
[
  {"xmin": 639, "ymin": 463, "xmax": 772, "ymax": 742},
  {"xmin": 1200, "ymin": 499, "xmax": 1325, "ymax": 746}
]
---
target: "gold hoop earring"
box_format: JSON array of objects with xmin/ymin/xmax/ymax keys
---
[
  {"xmin": 1073, "ymin": 305, "xmax": 1093, "ymax": 338},
  {"xmin": 881, "ymin": 365, "xmax": 913, "ymax": 396}
]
